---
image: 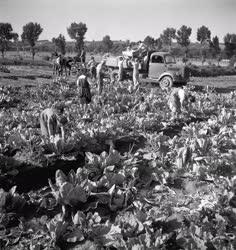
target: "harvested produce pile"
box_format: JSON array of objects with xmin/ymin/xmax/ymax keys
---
[{"xmin": 0, "ymin": 78, "xmax": 236, "ymax": 249}]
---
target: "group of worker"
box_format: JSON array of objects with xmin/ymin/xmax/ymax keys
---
[
  {"xmin": 40, "ymin": 47, "xmax": 195, "ymax": 143},
  {"xmin": 117, "ymin": 56, "xmax": 140, "ymax": 87},
  {"xmin": 40, "ymin": 55, "xmax": 107, "ymax": 141},
  {"xmin": 85, "ymin": 54, "xmax": 141, "ymax": 95},
  {"xmin": 39, "ymin": 86, "xmax": 194, "ymax": 144}
]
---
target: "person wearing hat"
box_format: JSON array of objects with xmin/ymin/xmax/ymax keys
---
[
  {"xmin": 87, "ymin": 56, "xmax": 97, "ymax": 81},
  {"xmin": 131, "ymin": 58, "xmax": 140, "ymax": 87},
  {"xmin": 39, "ymin": 103, "xmax": 67, "ymax": 140},
  {"xmin": 80, "ymin": 48, "xmax": 86, "ymax": 64},
  {"xmin": 76, "ymin": 71, "xmax": 91, "ymax": 104},
  {"xmin": 117, "ymin": 56, "xmax": 124, "ymax": 82},
  {"xmin": 96, "ymin": 60, "xmax": 106, "ymax": 94}
]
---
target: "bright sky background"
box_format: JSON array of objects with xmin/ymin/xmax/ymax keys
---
[{"xmin": 0, "ymin": 0, "xmax": 235, "ymax": 42}]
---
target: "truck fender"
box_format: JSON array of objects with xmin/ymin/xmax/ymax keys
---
[{"xmin": 158, "ymin": 72, "xmax": 173, "ymax": 82}]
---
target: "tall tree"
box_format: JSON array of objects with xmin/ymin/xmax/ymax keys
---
[
  {"xmin": 224, "ymin": 33, "xmax": 236, "ymax": 58},
  {"xmin": 210, "ymin": 36, "xmax": 221, "ymax": 58},
  {"xmin": 67, "ymin": 22, "xmax": 87, "ymax": 56},
  {"xmin": 102, "ymin": 35, "xmax": 113, "ymax": 52},
  {"xmin": 176, "ymin": 25, "xmax": 192, "ymax": 58},
  {"xmin": 155, "ymin": 38, "xmax": 163, "ymax": 50},
  {"xmin": 176, "ymin": 25, "xmax": 192, "ymax": 48},
  {"xmin": 143, "ymin": 36, "xmax": 155, "ymax": 48},
  {"xmin": 12, "ymin": 33, "xmax": 19, "ymax": 56},
  {"xmin": 197, "ymin": 25, "xmax": 211, "ymax": 62},
  {"xmin": 52, "ymin": 34, "xmax": 66, "ymax": 55},
  {"xmin": 160, "ymin": 28, "xmax": 176, "ymax": 48},
  {"xmin": 21, "ymin": 22, "xmax": 43, "ymax": 60},
  {"xmin": 197, "ymin": 25, "xmax": 211, "ymax": 44},
  {"xmin": 0, "ymin": 23, "xmax": 15, "ymax": 58}
]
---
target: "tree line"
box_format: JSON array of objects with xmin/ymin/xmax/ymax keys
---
[{"xmin": 0, "ymin": 22, "xmax": 236, "ymax": 61}]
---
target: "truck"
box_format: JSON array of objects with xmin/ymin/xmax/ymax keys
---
[{"xmin": 105, "ymin": 51, "xmax": 190, "ymax": 89}]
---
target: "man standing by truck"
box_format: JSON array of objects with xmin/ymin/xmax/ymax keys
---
[
  {"xmin": 87, "ymin": 56, "xmax": 97, "ymax": 81},
  {"xmin": 96, "ymin": 60, "xmax": 106, "ymax": 94},
  {"xmin": 132, "ymin": 58, "xmax": 140, "ymax": 87},
  {"xmin": 80, "ymin": 48, "xmax": 86, "ymax": 65},
  {"xmin": 118, "ymin": 57, "xmax": 124, "ymax": 82}
]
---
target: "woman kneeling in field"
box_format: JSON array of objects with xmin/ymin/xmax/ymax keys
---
[{"xmin": 40, "ymin": 103, "xmax": 67, "ymax": 140}]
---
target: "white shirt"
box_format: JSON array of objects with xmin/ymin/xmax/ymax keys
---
[{"xmin": 118, "ymin": 60, "xmax": 123, "ymax": 70}]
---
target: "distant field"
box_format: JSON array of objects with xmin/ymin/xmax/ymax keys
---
[
  {"xmin": 0, "ymin": 65, "xmax": 53, "ymax": 87},
  {"xmin": 1, "ymin": 50, "xmax": 230, "ymax": 67},
  {"xmin": 1, "ymin": 51, "xmax": 103, "ymax": 63}
]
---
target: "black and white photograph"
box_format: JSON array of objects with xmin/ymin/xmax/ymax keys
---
[{"xmin": 0, "ymin": 0, "xmax": 236, "ymax": 249}]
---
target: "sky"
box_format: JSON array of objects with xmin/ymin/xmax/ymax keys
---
[{"xmin": 0, "ymin": 0, "xmax": 235, "ymax": 43}]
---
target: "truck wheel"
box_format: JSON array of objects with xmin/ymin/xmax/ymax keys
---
[{"xmin": 160, "ymin": 76, "xmax": 173, "ymax": 90}]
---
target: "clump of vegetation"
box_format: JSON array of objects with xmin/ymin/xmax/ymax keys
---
[{"xmin": 188, "ymin": 64, "xmax": 236, "ymax": 77}]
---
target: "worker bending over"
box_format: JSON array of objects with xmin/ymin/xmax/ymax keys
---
[
  {"xmin": 168, "ymin": 87, "xmax": 195, "ymax": 120},
  {"xmin": 40, "ymin": 103, "xmax": 67, "ymax": 140}
]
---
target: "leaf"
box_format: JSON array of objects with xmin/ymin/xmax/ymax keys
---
[
  {"xmin": 46, "ymin": 214, "xmax": 69, "ymax": 242},
  {"xmin": 143, "ymin": 153, "xmax": 153, "ymax": 160},
  {"xmin": 111, "ymin": 172, "xmax": 126, "ymax": 186},
  {"xmin": 110, "ymin": 188, "xmax": 126, "ymax": 211},
  {"xmin": 108, "ymin": 185, "xmax": 116, "ymax": 195},
  {"xmin": 59, "ymin": 182, "xmax": 73, "ymax": 202},
  {"xmin": 92, "ymin": 192, "xmax": 110, "ymax": 204},
  {"xmin": 48, "ymin": 178, "xmax": 59, "ymax": 200},
  {"xmin": 55, "ymin": 169, "xmax": 67, "ymax": 187},
  {"xmin": 68, "ymin": 169, "xmax": 76, "ymax": 185},
  {"xmin": 96, "ymin": 224, "xmax": 125, "ymax": 248},
  {"xmin": 65, "ymin": 228, "xmax": 84, "ymax": 243},
  {"xmin": 72, "ymin": 211, "xmax": 86, "ymax": 226},
  {"xmin": 59, "ymin": 182, "xmax": 88, "ymax": 205},
  {"xmin": 92, "ymin": 224, "xmax": 111, "ymax": 237},
  {"xmin": 105, "ymin": 165, "xmax": 115, "ymax": 172},
  {"xmin": 0, "ymin": 189, "xmax": 7, "ymax": 209},
  {"xmin": 104, "ymin": 149, "xmax": 121, "ymax": 166},
  {"xmin": 86, "ymin": 152, "xmax": 100, "ymax": 166},
  {"xmin": 9, "ymin": 186, "xmax": 17, "ymax": 195}
]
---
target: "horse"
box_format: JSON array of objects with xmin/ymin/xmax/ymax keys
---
[
  {"xmin": 51, "ymin": 53, "xmax": 74, "ymax": 76},
  {"xmin": 61, "ymin": 57, "xmax": 74, "ymax": 76}
]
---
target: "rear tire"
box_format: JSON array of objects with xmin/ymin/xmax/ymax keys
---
[{"xmin": 159, "ymin": 76, "xmax": 173, "ymax": 90}]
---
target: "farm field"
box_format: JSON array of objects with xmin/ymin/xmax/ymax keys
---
[{"xmin": 0, "ymin": 63, "xmax": 236, "ymax": 249}]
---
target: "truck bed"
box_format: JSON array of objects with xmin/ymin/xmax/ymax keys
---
[{"xmin": 105, "ymin": 57, "xmax": 132, "ymax": 69}]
